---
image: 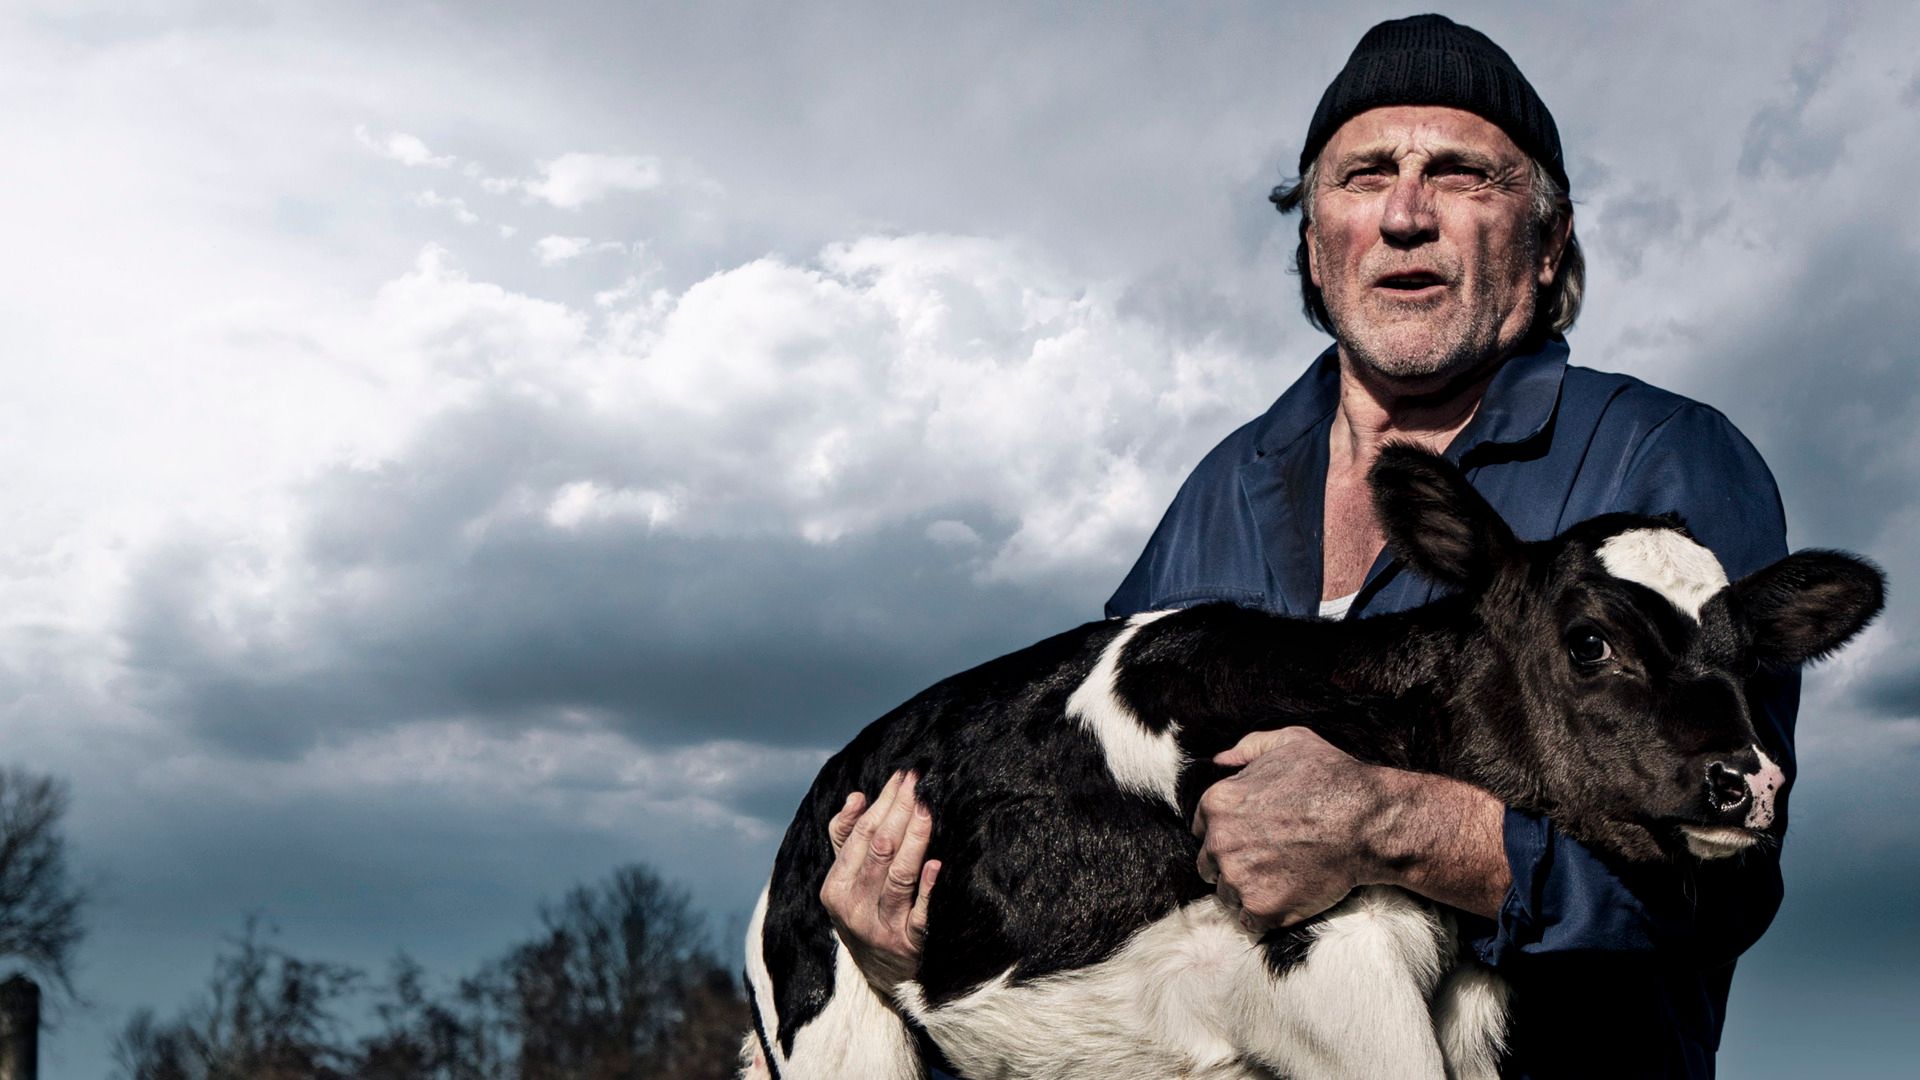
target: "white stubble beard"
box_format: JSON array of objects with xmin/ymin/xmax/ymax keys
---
[{"xmin": 1318, "ymin": 222, "xmax": 1541, "ymax": 385}]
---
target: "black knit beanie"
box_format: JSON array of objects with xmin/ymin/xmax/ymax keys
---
[{"xmin": 1299, "ymin": 13, "xmax": 1567, "ymax": 191}]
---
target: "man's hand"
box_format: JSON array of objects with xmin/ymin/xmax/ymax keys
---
[
  {"xmin": 1192, "ymin": 727, "xmax": 1509, "ymax": 932},
  {"xmin": 818, "ymin": 770, "xmax": 941, "ymax": 992}
]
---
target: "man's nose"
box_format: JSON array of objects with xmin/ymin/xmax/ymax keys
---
[{"xmin": 1380, "ymin": 176, "xmax": 1438, "ymax": 245}]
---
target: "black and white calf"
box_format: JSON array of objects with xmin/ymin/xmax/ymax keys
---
[{"xmin": 742, "ymin": 447, "xmax": 1884, "ymax": 1080}]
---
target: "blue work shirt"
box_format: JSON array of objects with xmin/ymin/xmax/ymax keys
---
[{"xmin": 1106, "ymin": 336, "xmax": 1796, "ymax": 1078}]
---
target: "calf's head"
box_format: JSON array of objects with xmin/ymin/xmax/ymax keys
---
[{"xmin": 1370, "ymin": 446, "xmax": 1886, "ymax": 862}]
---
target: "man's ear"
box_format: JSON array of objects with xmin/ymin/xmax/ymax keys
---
[
  {"xmin": 1730, "ymin": 550, "xmax": 1886, "ymax": 668},
  {"xmin": 1305, "ymin": 220, "xmax": 1321, "ymax": 288},
  {"xmin": 1368, "ymin": 444, "xmax": 1518, "ymax": 589},
  {"xmin": 1538, "ymin": 205, "xmax": 1573, "ymax": 288}
]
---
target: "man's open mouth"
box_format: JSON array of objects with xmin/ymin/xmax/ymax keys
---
[{"xmin": 1375, "ymin": 271, "xmax": 1447, "ymax": 292}]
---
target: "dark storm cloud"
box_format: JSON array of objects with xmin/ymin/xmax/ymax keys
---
[
  {"xmin": 339, "ymin": 0, "xmax": 1367, "ymax": 287},
  {"xmin": 1700, "ymin": 229, "xmax": 1920, "ymax": 545},
  {"xmin": 1594, "ymin": 187, "xmax": 1683, "ymax": 277},
  {"xmin": 1663, "ymin": 215, "xmax": 1920, "ymax": 721},
  {"xmin": 1737, "ymin": 15, "xmax": 1850, "ymax": 180},
  {"xmin": 1859, "ymin": 667, "xmax": 1920, "ymax": 720},
  {"xmin": 119, "ymin": 390, "xmax": 1101, "ymax": 762}
]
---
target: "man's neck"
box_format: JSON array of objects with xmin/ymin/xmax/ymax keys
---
[
  {"xmin": 1328, "ymin": 349, "xmax": 1503, "ymax": 470},
  {"xmin": 1319, "ymin": 347, "xmax": 1508, "ymax": 602}
]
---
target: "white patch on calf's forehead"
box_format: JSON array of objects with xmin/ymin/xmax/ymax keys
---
[{"xmin": 1596, "ymin": 528, "xmax": 1729, "ymax": 620}]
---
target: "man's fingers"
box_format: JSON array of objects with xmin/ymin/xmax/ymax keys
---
[
  {"xmin": 825, "ymin": 772, "xmax": 902, "ymax": 897},
  {"xmin": 908, "ymin": 860, "xmax": 941, "ymax": 940},
  {"xmin": 867, "ymin": 773, "xmax": 920, "ymax": 882},
  {"xmin": 828, "ymin": 791, "xmax": 865, "ymax": 852},
  {"xmin": 849, "ymin": 771, "xmax": 904, "ymax": 855},
  {"xmin": 1196, "ymin": 845, "xmax": 1219, "ymax": 885},
  {"xmin": 1214, "ymin": 727, "xmax": 1299, "ymax": 768},
  {"xmin": 869, "ymin": 769, "xmax": 905, "ymax": 823},
  {"xmin": 886, "ymin": 791, "xmax": 934, "ymax": 895}
]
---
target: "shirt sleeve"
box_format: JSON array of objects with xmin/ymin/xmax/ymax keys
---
[
  {"xmin": 1470, "ymin": 402, "xmax": 1798, "ymax": 970},
  {"xmin": 1107, "ymin": 420, "xmax": 1273, "ymax": 619}
]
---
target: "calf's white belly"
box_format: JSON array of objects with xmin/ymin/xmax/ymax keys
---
[{"xmin": 897, "ymin": 889, "xmax": 1504, "ymax": 1080}]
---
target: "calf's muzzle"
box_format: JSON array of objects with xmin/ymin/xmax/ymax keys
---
[
  {"xmin": 1701, "ymin": 747, "xmax": 1786, "ymax": 830},
  {"xmin": 1704, "ymin": 760, "xmax": 1751, "ymax": 816}
]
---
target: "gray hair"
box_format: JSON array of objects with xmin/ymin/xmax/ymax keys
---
[{"xmin": 1269, "ymin": 156, "xmax": 1583, "ymax": 338}]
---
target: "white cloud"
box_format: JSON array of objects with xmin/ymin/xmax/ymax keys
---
[
  {"xmin": 373, "ymin": 244, "xmax": 589, "ymax": 381},
  {"xmin": 532, "ymin": 234, "xmax": 626, "ymax": 265},
  {"xmin": 535, "ymin": 234, "xmax": 590, "ymax": 263},
  {"xmin": 58, "ymin": 231, "xmax": 1265, "ymax": 777},
  {"xmin": 141, "ymin": 718, "xmax": 820, "ymax": 837},
  {"xmin": 522, "ymin": 152, "xmax": 663, "ymax": 208},
  {"xmin": 355, "ymin": 125, "xmax": 457, "ymax": 168},
  {"xmin": 926, "ymin": 519, "xmax": 981, "ymax": 547},
  {"xmin": 356, "ymin": 128, "xmax": 665, "ymax": 215},
  {"xmin": 414, "ymin": 189, "xmax": 479, "ymax": 224},
  {"xmin": 99, "ymin": 232, "xmax": 1263, "ymax": 699},
  {"xmin": 544, "ymin": 480, "xmax": 679, "ymax": 530},
  {"xmin": 523, "ymin": 231, "xmax": 1264, "ymax": 576}
]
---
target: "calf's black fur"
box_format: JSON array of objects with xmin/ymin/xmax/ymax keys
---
[{"xmin": 744, "ymin": 446, "xmax": 1884, "ymax": 1080}]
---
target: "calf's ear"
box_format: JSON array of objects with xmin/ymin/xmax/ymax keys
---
[
  {"xmin": 1369, "ymin": 444, "xmax": 1519, "ymax": 590},
  {"xmin": 1731, "ymin": 550, "xmax": 1886, "ymax": 667}
]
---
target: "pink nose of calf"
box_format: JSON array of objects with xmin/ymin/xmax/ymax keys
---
[
  {"xmin": 1742, "ymin": 748, "xmax": 1786, "ymax": 830},
  {"xmin": 1705, "ymin": 747, "xmax": 1786, "ymax": 830}
]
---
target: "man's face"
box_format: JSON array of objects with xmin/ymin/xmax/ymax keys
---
[{"xmin": 1306, "ymin": 106, "xmax": 1566, "ymax": 385}]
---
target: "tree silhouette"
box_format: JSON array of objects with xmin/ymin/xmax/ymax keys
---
[
  {"xmin": 113, "ymin": 917, "xmax": 360, "ymax": 1080},
  {"xmin": 502, "ymin": 865, "xmax": 735, "ymax": 1079},
  {"xmin": 357, "ymin": 955, "xmax": 508, "ymax": 1080},
  {"xmin": 0, "ymin": 769, "xmax": 86, "ymax": 1003},
  {"xmin": 115, "ymin": 865, "xmax": 748, "ymax": 1080}
]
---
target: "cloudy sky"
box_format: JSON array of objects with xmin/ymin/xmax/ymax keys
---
[{"xmin": 2, "ymin": 0, "xmax": 1916, "ymax": 1075}]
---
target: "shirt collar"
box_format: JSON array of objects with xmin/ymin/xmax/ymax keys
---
[
  {"xmin": 1252, "ymin": 335, "xmax": 1570, "ymax": 462},
  {"xmin": 1447, "ymin": 335, "xmax": 1569, "ymax": 459}
]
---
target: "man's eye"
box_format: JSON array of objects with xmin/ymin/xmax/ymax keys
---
[{"xmin": 1567, "ymin": 629, "xmax": 1613, "ymax": 667}]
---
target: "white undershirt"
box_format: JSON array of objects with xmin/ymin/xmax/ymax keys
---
[{"xmin": 1318, "ymin": 589, "xmax": 1360, "ymax": 621}]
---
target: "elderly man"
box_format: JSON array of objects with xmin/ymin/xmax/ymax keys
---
[{"xmin": 822, "ymin": 15, "xmax": 1793, "ymax": 1078}]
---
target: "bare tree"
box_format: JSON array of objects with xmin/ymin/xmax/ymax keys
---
[
  {"xmin": 115, "ymin": 865, "xmax": 747, "ymax": 1080},
  {"xmin": 495, "ymin": 864, "xmax": 745, "ymax": 1080},
  {"xmin": 358, "ymin": 955, "xmax": 510, "ymax": 1080},
  {"xmin": 0, "ymin": 769, "xmax": 86, "ymax": 1001},
  {"xmin": 112, "ymin": 917, "xmax": 360, "ymax": 1080}
]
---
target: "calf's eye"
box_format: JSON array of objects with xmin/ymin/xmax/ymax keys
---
[{"xmin": 1567, "ymin": 629, "xmax": 1613, "ymax": 667}]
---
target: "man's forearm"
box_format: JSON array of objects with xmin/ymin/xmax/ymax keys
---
[{"xmin": 1368, "ymin": 768, "xmax": 1510, "ymax": 919}]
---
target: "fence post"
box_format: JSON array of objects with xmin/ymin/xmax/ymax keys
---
[{"xmin": 0, "ymin": 974, "xmax": 38, "ymax": 1080}]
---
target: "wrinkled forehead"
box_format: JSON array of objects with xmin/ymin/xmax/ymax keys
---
[{"xmin": 1595, "ymin": 527, "xmax": 1729, "ymax": 620}]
